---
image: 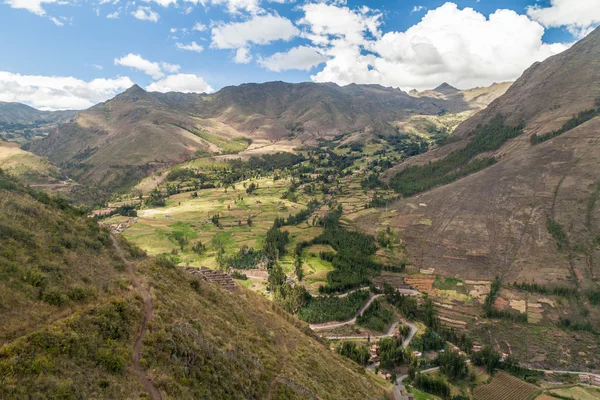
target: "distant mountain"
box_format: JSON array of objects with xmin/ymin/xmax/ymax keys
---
[
  {"xmin": 29, "ymin": 81, "xmax": 508, "ymax": 189},
  {"xmin": 366, "ymin": 26, "xmax": 600, "ymax": 286},
  {"xmin": 0, "ymin": 102, "xmax": 77, "ymax": 124}
]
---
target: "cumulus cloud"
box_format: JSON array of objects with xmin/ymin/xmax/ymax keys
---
[
  {"xmin": 298, "ymin": 3, "xmax": 382, "ymax": 46},
  {"xmin": 527, "ymin": 0, "xmax": 600, "ymax": 38},
  {"xmin": 131, "ymin": 6, "xmax": 159, "ymax": 22},
  {"xmin": 176, "ymin": 41, "xmax": 204, "ymax": 53},
  {"xmin": 3, "ymin": 0, "xmax": 58, "ymax": 16},
  {"xmin": 259, "ymin": 46, "xmax": 327, "ymax": 72},
  {"xmin": 234, "ymin": 48, "xmax": 252, "ymax": 64},
  {"xmin": 146, "ymin": 74, "xmax": 214, "ymax": 93},
  {"xmin": 0, "ymin": 71, "xmax": 133, "ymax": 110},
  {"xmin": 114, "ymin": 54, "xmax": 180, "ymax": 79},
  {"xmin": 211, "ymin": 14, "xmax": 299, "ymax": 49},
  {"xmin": 192, "ymin": 22, "xmax": 207, "ymax": 31},
  {"xmin": 300, "ymin": 2, "xmax": 568, "ymax": 90}
]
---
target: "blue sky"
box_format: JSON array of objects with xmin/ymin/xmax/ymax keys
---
[{"xmin": 0, "ymin": 0, "xmax": 598, "ymax": 109}]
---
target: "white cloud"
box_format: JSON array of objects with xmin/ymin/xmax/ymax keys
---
[
  {"xmin": 91, "ymin": 64, "xmax": 103, "ymax": 70},
  {"xmin": 211, "ymin": 14, "xmax": 299, "ymax": 49},
  {"xmin": 3, "ymin": 0, "xmax": 57, "ymax": 16},
  {"xmin": 114, "ymin": 54, "xmax": 180, "ymax": 79},
  {"xmin": 259, "ymin": 46, "xmax": 327, "ymax": 72},
  {"xmin": 170, "ymin": 27, "xmax": 178, "ymax": 33},
  {"xmin": 49, "ymin": 16, "xmax": 63, "ymax": 26},
  {"xmin": 0, "ymin": 71, "xmax": 133, "ymax": 110},
  {"xmin": 142, "ymin": 0, "xmax": 176, "ymax": 7},
  {"xmin": 298, "ymin": 3, "xmax": 382, "ymax": 46},
  {"xmin": 303, "ymin": 2, "xmax": 569, "ymax": 90},
  {"xmin": 201, "ymin": 0, "xmax": 261, "ymax": 15},
  {"xmin": 131, "ymin": 6, "xmax": 159, "ymax": 22},
  {"xmin": 106, "ymin": 10, "xmax": 120, "ymax": 18},
  {"xmin": 234, "ymin": 47, "xmax": 252, "ymax": 64},
  {"xmin": 176, "ymin": 41, "xmax": 204, "ymax": 53},
  {"xmin": 527, "ymin": 0, "xmax": 600, "ymax": 37},
  {"xmin": 411, "ymin": 5, "xmax": 425, "ymax": 14},
  {"xmin": 192, "ymin": 22, "xmax": 207, "ymax": 31},
  {"xmin": 146, "ymin": 74, "xmax": 214, "ymax": 93}
]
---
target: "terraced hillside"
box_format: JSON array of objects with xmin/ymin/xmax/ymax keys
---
[
  {"xmin": 359, "ymin": 27, "xmax": 600, "ymax": 287},
  {"xmin": 0, "ymin": 170, "xmax": 388, "ymax": 399}
]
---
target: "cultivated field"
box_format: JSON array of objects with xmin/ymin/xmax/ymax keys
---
[{"xmin": 473, "ymin": 372, "xmax": 539, "ymax": 400}]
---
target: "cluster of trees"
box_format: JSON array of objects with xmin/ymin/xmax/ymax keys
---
[
  {"xmin": 412, "ymin": 374, "xmax": 451, "ymax": 398},
  {"xmin": 439, "ymin": 349, "xmax": 469, "ymax": 381},
  {"xmin": 546, "ymin": 217, "xmax": 568, "ymax": 251},
  {"xmin": 385, "ymin": 289, "xmax": 418, "ymax": 320},
  {"xmin": 411, "ymin": 328, "xmax": 446, "ymax": 352},
  {"xmin": 511, "ymin": 281, "xmax": 578, "ymax": 298},
  {"xmin": 356, "ymin": 299, "xmax": 393, "ymax": 332},
  {"xmin": 381, "ymin": 132, "xmax": 429, "ymax": 158},
  {"xmin": 263, "ymin": 225, "xmax": 290, "ymax": 262},
  {"xmin": 293, "ymin": 204, "xmax": 397, "ymax": 294},
  {"xmin": 378, "ymin": 337, "xmax": 407, "ymax": 370},
  {"xmin": 531, "ymin": 104, "xmax": 600, "ymax": 144},
  {"xmin": 144, "ymin": 188, "xmax": 166, "ymax": 207},
  {"xmin": 222, "ymin": 246, "xmax": 265, "ymax": 270},
  {"xmin": 165, "ymin": 168, "xmax": 206, "ymax": 182},
  {"xmin": 336, "ymin": 341, "xmax": 370, "ymax": 366},
  {"xmin": 272, "ymin": 199, "xmax": 320, "ymax": 228},
  {"xmin": 471, "ymin": 346, "xmax": 543, "ymax": 384},
  {"xmin": 390, "ymin": 116, "xmax": 524, "ymax": 197},
  {"xmin": 296, "ymin": 290, "xmax": 370, "ymax": 323}
]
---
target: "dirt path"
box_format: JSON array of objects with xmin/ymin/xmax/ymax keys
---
[{"xmin": 111, "ymin": 235, "xmax": 162, "ymax": 400}]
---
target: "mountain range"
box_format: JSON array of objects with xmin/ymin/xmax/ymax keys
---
[
  {"xmin": 0, "ymin": 101, "xmax": 76, "ymax": 124},
  {"xmin": 23, "ymin": 80, "xmax": 509, "ymax": 190}
]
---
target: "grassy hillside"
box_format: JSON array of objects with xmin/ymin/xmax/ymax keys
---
[
  {"xmin": 0, "ymin": 141, "xmax": 63, "ymax": 183},
  {"xmin": 0, "ymin": 170, "xmax": 388, "ymax": 399}
]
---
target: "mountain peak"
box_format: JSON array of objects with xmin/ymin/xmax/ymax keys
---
[
  {"xmin": 125, "ymin": 84, "xmax": 146, "ymax": 94},
  {"xmin": 434, "ymin": 82, "xmax": 459, "ymax": 93}
]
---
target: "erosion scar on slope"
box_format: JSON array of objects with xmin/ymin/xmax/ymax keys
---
[{"xmin": 111, "ymin": 235, "xmax": 162, "ymax": 400}]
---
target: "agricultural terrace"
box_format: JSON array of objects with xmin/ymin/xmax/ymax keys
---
[
  {"xmin": 473, "ymin": 372, "xmax": 539, "ymax": 400},
  {"xmin": 109, "ymin": 144, "xmax": 406, "ymax": 298}
]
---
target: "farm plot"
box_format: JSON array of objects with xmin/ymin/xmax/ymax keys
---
[{"xmin": 473, "ymin": 372, "xmax": 539, "ymax": 400}]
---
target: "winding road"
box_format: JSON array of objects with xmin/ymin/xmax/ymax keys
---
[
  {"xmin": 309, "ymin": 288, "xmax": 419, "ymax": 332},
  {"xmin": 111, "ymin": 235, "xmax": 162, "ymax": 400},
  {"xmin": 309, "ymin": 294, "xmax": 384, "ymax": 331}
]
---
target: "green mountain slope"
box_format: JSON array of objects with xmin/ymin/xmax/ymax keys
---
[{"xmin": 0, "ymin": 170, "xmax": 387, "ymax": 399}]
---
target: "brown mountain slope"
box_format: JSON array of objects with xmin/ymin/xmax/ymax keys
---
[
  {"xmin": 0, "ymin": 171, "xmax": 387, "ymax": 399},
  {"xmin": 29, "ymin": 81, "xmax": 507, "ymax": 190},
  {"xmin": 360, "ymin": 27, "xmax": 600, "ymax": 286}
]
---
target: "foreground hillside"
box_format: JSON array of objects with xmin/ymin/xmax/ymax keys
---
[
  {"xmin": 29, "ymin": 81, "xmax": 508, "ymax": 191},
  {"xmin": 0, "ymin": 170, "xmax": 387, "ymax": 399}
]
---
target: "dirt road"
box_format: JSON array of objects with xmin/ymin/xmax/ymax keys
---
[{"xmin": 111, "ymin": 235, "xmax": 162, "ymax": 400}]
